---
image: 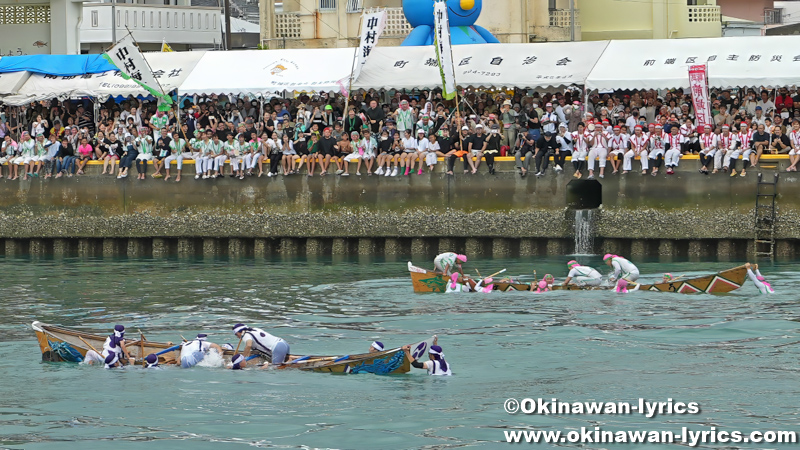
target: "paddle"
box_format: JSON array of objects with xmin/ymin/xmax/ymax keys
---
[
  {"xmin": 78, "ymin": 336, "xmax": 103, "ymax": 357},
  {"xmin": 233, "ymin": 334, "xmax": 244, "ymax": 356},
  {"xmin": 155, "ymin": 344, "xmax": 183, "ymax": 356},
  {"xmin": 287, "ymin": 355, "xmax": 310, "ymax": 364},
  {"xmin": 487, "ymin": 269, "xmax": 507, "ymax": 279},
  {"xmin": 332, "ymin": 355, "xmax": 350, "ymax": 363}
]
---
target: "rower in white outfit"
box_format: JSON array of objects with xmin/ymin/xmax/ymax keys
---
[
  {"xmin": 604, "ymin": 254, "xmax": 640, "ymax": 282},
  {"xmin": 180, "ymin": 333, "xmax": 223, "ymax": 368},
  {"xmin": 433, "ymin": 252, "xmax": 467, "ymax": 276},
  {"xmin": 232, "ymin": 323, "xmax": 291, "ymax": 366},
  {"xmin": 745, "ymin": 262, "xmax": 774, "ymax": 294},
  {"xmin": 402, "ymin": 336, "xmax": 451, "ymax": 376},
  {"xmin": 563, "ymin": 260, "xmax": 603, "ymax": 286}
]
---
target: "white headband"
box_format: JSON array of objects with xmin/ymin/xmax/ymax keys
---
[
  {"xmin": 104, "ymin": 354, "xmax": 119, "ymax": 368},
  {"xmin": 371, "ymin": 342, "xmax": 384, "ymax": 352},
  {"xmin": 429, "ymin": 347, "xmax": 441, "ymax": 356},
  {"xmin": 233, "ymin": 325, "xmax": 247, "ymax": 334},
  {"xmin": 232, "ymin": 354, "xmax": 244, "ymax": 365},
  {"xmin": 113, "ymin": 330, "xmax": 123, "ymax": 338}
]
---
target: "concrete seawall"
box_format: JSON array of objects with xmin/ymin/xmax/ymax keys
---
[{"xmin": 1, "ymin": 163, "xmax": 798, "ymax": 257}]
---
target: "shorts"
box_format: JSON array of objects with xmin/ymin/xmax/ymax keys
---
[
  {"xmin": 271, "ymin": 340, "xmax": 290, "ymax": 365},
  {"xmin": 180, "ymin": 351, "xmax": 205, "ymax": 368}
]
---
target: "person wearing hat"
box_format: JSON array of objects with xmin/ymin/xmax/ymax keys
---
[
  {"xmin": 398, "ymin": 128, "xmax": 418, "ymax": 176},
  {"xmin": 467, "ymin": 123, "xmax": 487, "ymax": 174},
  {"xmin": 647, "ymin": 124, "xmax": 666, "ymax": 176},
  {"xmin": 533, "ymin": 130, "xmax": 560, "ymax": 177},
  {"xmin": 102, "ymin": 324, "xmax": 135, "ymax": 366},
  {"xmin": 393, "ymin": 100, "xmax": 414, "ymax": 135},
  {"xmin": 232, "ymin": 323, "xmax": 290, "ymax": 366},
  {"xmin": 541, "ymin": 103, "xmax": 558, "ymax": 135},
  {"xmin": 607, "ymin": 125, "xmax": 628, "ymax": 175},
  {"xmin": 562, "ymin": 260, "xmax": 602, "ymax": 287},
  {"xmin": 604, "ymin": 254, "xmax": 639, "ymax": 283},
  {"xmin": 411, "ymin": 128, "xmax": 431, "ymax": 175},
  {"xmin": 482, "ymin": 125, "xmax": 502, "ymax": 175},
  {"xmin": 699, "ymin": 125, "xmax": 719, "ymax": 175},
  {"xmin": 624, "ymin": 125, "xmax": 648, "ymax": 175},
  {"xmin": 144, "ymin": 353, "xmax": 161, "ymax": 369},
  {"xmin": 586, "ymin": 121, "xmax": 609, "ymax": 180},
  {"xmin": 180, "ymin": 333, "xmax": 223, "ymax": 368},
  {"xmin": 500, "ymin": 99, "xmax": 517, "ymax": 148},
  {"xmin": 416, "ymin": 114, "xmax": 435, "ymax": 137},
  {"xmin": 553, "ymin": 123, "xmax": 573, "ymax": 173},
  {"xmin": 570, "ymin": 122, "xmax": 590, "ymax": 179},
  {"xmin": 714, "ymin": 124, "xmax": 736, "ymax": 175},
  {"xmin": 402, "ymin": 336, "xmax": 451, "ymax": 376},
  {"xmin": 664, "ymin": 124, "xmax": 684, "ymax": 175},
  {"xmin": 434, "ymin": 252, "xmax": 467, "ymax": 276},
  {"xmin": 745, "ymin": 262, "xmax": 775, "ymax": 295},
  {"xmin": 787, "ymin": 119, "xmax": 800, "ymax": 172},
  {"xmin": 368, "ymin": 341, "xmax": 385, "ymax": 353}
]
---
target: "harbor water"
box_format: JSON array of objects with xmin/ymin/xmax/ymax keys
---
[{"xmin": 1, "ymin": 255, "xmax": 799, "ymax": 449}]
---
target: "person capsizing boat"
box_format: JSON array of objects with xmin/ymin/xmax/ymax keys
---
[
  {"xmin": 104, "ymin": 353, "xmax": 122, "ymax": 369},
  {"xmin": 402, "ymin": 337, "xmax": 451, "ymax": 376},
  {"xmin": 604, "ymin": 254, "xmax": 640, "ymax": 282},
  {"xmin": 473, "ymin": 277, "xmax": 494, "ymax": 293},
  {"xmin": 562, "ymin": 260, "xmax": 603, "ymax": 286},
  {"xmin": 746, "ymin": 262, "xmax": 775, "ymax": 294},
  {"xmin": 542, "ymin": 274, "xmax": 555, "ymax": 287},
  {"xmin": 615, "ymin": 278, "xmax": 640, "ymax": 294},
  {"xmin": 144, "ymin": 353, "xmax": 160, "ymax": 369},
  {"xmin": 102, "ymin": 324, "xmax": 134, "ymax": 366},
  {"xmin": 662, "ymin": 273, "xmax": 675, "ymax": 283},
  {"xmin": 82, "ymin": 349, "xmax": 105, "ymax": 365},
  {"xmin": 228, "ymin": 353, "xmax": 247, "ymax": 370},
  {"xmin": 369, "ymin": 341, "xmax": 384, "ymax": 353},
  {"xmin": 180, "ymin": 333, "xmax": 223, "ymax": 368},
  {"xmin": 433, "ymin": 252, "xmax": 467, "ymax": 276},
  {"xmin": 232, "ymin": 323, "xmax": 290, "ymax": 367},
  {"xmin": 445, "ymin": 273, "xmax": 469, "ymax": 293},
  {"xmin": 535, "ymin": 280, "xmax": 550, "ymax": 293}
]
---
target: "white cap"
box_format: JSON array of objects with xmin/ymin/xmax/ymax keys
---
[
  {"xmin": 461, "ymin": 126, "xmax": 469, "ymax": 131},
  {"xmin": 476, "ymin": 124, "xmax": 484, "ymax": 129}
]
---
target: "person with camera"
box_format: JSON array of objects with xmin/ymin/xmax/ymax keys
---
[
  {"xmin": 533, "ymin": 131, "xmax": 560, "ymax": 177},
  {"xmin": 515, "ymin": 126, "xmax": 537, "ymax": 177}
]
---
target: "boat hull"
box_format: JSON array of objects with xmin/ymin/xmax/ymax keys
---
[
  {"xmin": 32, "ymin": 322, "xmax": 431, "ymax": 374},
  {"xmin": 409, "ymin": 262, "xmax": 748, "ymax": 294}
]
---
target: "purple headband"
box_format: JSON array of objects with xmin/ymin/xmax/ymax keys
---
[{"xmin": 232, "ymin": 353, "xmax": 244, "ymax": 370}]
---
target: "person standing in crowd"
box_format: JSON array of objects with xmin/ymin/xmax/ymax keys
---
[
  {"xmin": 500, "ymin": 100, "xmax": 517, "ymax": 149},
  {"xmin": 365, "ymin": 99, "xmax": 385, "ymax": 134}
]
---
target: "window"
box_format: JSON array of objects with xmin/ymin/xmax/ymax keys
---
[
  {"xmin": 548, "ymin": 0, "xmax": 556, "ymax": 11},
  {"xmin": 124, "ymin": 10, "xmax": 128, "ymax": 27},
  {"xmin": 91, "ymin": 10, "xmax": 98, "ymax": 27},
  {"xmin": 166, "ymin": 10, "xmax": 169, "ymax": 27},
  {"xmin": 190, "ymin": 12, "xmax": 193, "ymax": 28},
  {"xmin": 212, "ymin": 13, "xmax": 216, "ymax": 29},
  {"xmin": 150, "ymin": 11, "xmax": 154, "ymax": 28},
  {"xmin": 116, "ymin": 10, "xmax": 120, "ymax": 26},
  {"xmin": 205, "ymin": 13, "xmax": 208, "ymax": 29},
  {"xmin": 133, "ymin": 11, "xmax": 137, "ymax": 26},
  {"xmin": 319, "ymin": 0, "xmax": 336, "ymax": 11},
  {"xmin": 158, "ymin": 11, "xmax": 161, "ymax": 27},
  {"xmin": 182, "ymin": 12, "xmax": 185, "ymax": 28}
]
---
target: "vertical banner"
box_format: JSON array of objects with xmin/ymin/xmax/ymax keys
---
[
  {"xmin": 688, "ymin": 64, "xmax": 711, "ymax": 129},
  {"xmin": 352, "ymin": 9, "xmax": 387, "ymax": 82},
  {"xmin": 433, "ymin": 1, "xmax": 456, "ymax": 100},
  {"xmin": 103, "ymin": 34, "xmax": 172, "ymax": 108}
]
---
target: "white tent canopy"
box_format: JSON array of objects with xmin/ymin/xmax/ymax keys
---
[
  {"xmin": 178, "ymin": 48, "xmax": 356, "ymax": 97},
  {"xmin": 585, "ymin": 36, "xmax": 800, "ymax": 91},
  {"xmin": 0, "ymin": 71, "xmax": 32, "ymax": 97},
  {"xmin": 3, "ymin": 52, "xmax": 204, "ymax": 106},
  {"xmin": 354, "ymin": 42, "xmax": 609, "ymax": 91}
]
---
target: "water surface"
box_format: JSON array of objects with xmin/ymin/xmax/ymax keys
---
[{"xmin": 1, "ymin": 256, "xmax": 798, "ymax": 449}]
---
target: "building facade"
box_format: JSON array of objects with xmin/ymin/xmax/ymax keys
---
[{"xmin": 580, "ymin": 0, "xmax": 721, "ymax": 40}]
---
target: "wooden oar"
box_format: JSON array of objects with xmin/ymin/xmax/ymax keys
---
[
  {"xmin": 486, "ymin": 269, "xmax": 507, "ymax": 279},
  {"xmin": 78, "ymin": 336, "xmax": 102, "ymax": 356},
  {"xmin": 233, "ymin": 334, "xmax": 244, "ymax": 355},
  {"xmin": 668, "ymin": 274, "xmax": 687, "ymax": 282},
  {"xmin": 139, "ymin": 330, "xmax": 145, "ymax": 361}
]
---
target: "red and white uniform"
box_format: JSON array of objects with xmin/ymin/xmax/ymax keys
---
[
  {"xmin": 699, "ymin": 132, "xmax": 718, "ymax": 157},
  {"xmin": 571, "ymin": 129, "xmax": 590, "ymax": 161},
  {"xmin": 624, "ymin": 132, "xmax": 649, "ymax": 172},
  {"xmin": 715, "ymin": 130, "xmax": 735, "ymax": 169},
  {"xmin": 789, "ymin": 127, "xmax": 800, "ymax": 156},
  {"xmin": 587, "ymin": 128, "xmax": 609, "ymax": 171},
  {"xmin": 664, "ymin": 132, "xmax": 684, "ymax": 167},
  {"xmin": 737, "ymin": 128, "xmax": 754, "ymax": 158},
  {"xmin": 609, "ymin": 131, "xmax": 628, "ymax": 156},
  {"xmin": 649, "ymin": 128, "xmax": 666, "ymax": 159}
]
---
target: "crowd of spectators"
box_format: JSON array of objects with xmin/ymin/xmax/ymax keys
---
[{"xmin": 0, "ymin": 85, "xmax": 795, "ymax": 181}]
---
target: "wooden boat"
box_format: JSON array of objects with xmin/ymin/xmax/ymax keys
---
[
  {"xmin": 409, "ymin": 262, "xmax": 748, "ymax": 294},
  {"xmin": 32, "ymin": 321, "xmax": 434, "ymax": 375}
]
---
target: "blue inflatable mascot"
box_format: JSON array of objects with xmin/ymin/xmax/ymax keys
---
[{"xmin": 401, "ymin": 0, "xmax": 500, "ymax": 46}]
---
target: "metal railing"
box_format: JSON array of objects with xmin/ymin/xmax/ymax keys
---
[
  {"xmin": 319, "ymin": 0, "xmax": 336, "ymax": 11},
  {"xmin": 346, "ymin": 0, "xmax": 362, "ymax": 13}
]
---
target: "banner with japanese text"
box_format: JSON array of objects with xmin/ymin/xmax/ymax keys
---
[
  {"xmin": 433, "ymin": 1, "xmax": 456, "ymax": 100},
  {"xmin": 352, "ymin": 9, "xmax": 387, "ymax": 83},
  {"xmin": 688, "ymin": 64, "xmax": 711, "ymax": 129},
  {"xmin": 103, "ymin": 34, "xmax": 172, "ymax": 109}
]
